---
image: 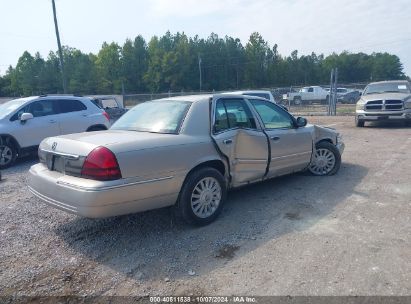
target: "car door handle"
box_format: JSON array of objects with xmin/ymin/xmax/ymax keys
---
[
  {"xmin": 49, "ymin": 119, "xmax": 57, "ymax": 123},
  {"xmin": 270, "ymin": 136, "xmax": 280, "ymax": 141},
  {"xmin": 81, "ymin": 113, "xmax": 88, "ymax": 117},
  {"xmin": 223, "ymin": 139, "xmax": 233, "ymax": 145}
]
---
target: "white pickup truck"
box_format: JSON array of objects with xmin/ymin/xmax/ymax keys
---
[{"xmin": 283, "ymin": 86, "xmax": 329, "ymax": 105}]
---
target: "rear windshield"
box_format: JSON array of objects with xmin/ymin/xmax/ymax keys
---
[
  {"xmin": 111, "ymin": 100, "xmax": 191, "ymax": 134},
  {"xmin": 363, "ymin": 82, "xmax": 411, "ymax": 95}
]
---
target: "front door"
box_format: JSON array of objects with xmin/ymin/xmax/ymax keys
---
[
  {"xmin": 248, "ymin": 99, "xmax": 313, "ymax": 177},
  {"xmin": 211, "ymin": 97, "xmax": 269, "ymax": 185},
  {"xmin": 11, "ymin": 99, "xmax": 61, "ymax": 148}
]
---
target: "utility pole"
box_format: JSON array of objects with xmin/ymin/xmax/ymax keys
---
[
  {"xmin": 198, "ymin": 55, "xmax": 202, "ymax": 92},
  {"xmin": 52, "ymin": 0, "xmax": 67, "ymax": 93}
]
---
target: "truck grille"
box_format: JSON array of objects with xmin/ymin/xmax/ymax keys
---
[{"xmin": 365, "ymin": 100, "xmax": 403, "ymax": 111}]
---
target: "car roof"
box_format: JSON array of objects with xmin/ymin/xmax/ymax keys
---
[
  {"xmin": 6, "ymin": 96, "xmax": 38, "ymax": 104},
  {"xmin": 150, "ymin": 93, "xmax": 269, "ymax": 103},
  {"xmin": 224, "ymin": 90, "xmax": 272, "ymax": 94},
  {"xmin": 368, "ymin": 80, "xmax": 410, "ymax": 85}
]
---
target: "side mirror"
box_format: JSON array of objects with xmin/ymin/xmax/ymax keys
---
[
  {"xmin": 20, "ymin": 113, "xmax": 34, "ymax": 123},
  {"xmin": 296, "ymin": 117, "xmax": 307, "ymax": 127}
]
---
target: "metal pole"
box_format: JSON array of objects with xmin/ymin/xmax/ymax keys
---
[
  {"xmin": 198, "ymin": 55, "xmax": 202, "ymax": 92},
  {"xmin": 52, "ymin": 0, "xmax": 67, "ymax": 93},
  {"xmin": 328, "ymin": 69, "xmax": 334, "ymax": 116},
  {"xmin": 333, "ymin": 68, "xmax": 338, "ymax": 115}
]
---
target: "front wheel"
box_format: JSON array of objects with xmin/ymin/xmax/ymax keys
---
[
  {"xmin": 355, "ymin": 116, "xmax": 365, "ymax": 127},
  {"xmin": 177, "ymin": 167, "xmax": 226, "ymax": 226},
  {"xmin": 0, "ymin": 141, "xmax": 17, "ymax": 169},
  {"xmin": 308, "ymin": 142, "xmax": 341, "ymax": 176}
]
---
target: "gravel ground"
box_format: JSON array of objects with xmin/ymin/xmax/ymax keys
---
[{"xmin": 0, "ymin": 116, "xmax": 410, "ymax": 298}]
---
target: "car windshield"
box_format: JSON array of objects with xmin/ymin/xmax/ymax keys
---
[
  {"xmin": 111, "ymin": 100, "xmax": 191, "ymax": 134},
  {"xmin": 0, "ymin": 97, "xmax": 32, "ymax": 120},
  {"xmin": 243, "ymin": 92, "xmax": 270, "ymax": 100},
  {"xmin": 363, "ymin": 82, "xmax": 411, "ymax": 95}
]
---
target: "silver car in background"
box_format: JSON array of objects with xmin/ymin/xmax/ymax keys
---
[
  {"xmin": 0, "ymin": 95, "xmax": 110, "ymax": 169},
  {"xmin": 28, "ymin": 94, "xmax": 344, "ymax": 225},
  {"xmin": 355, "ymin": 80, "xmax": 411, "ymax": 127}
]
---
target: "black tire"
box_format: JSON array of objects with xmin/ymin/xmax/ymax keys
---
[
  {"xmin": 0, "ymin": 140, "xmax": 17, "ymax": 169},
  {"xmin": 308, "ymin": 141, "xmax": 341, "ymax": 176},
  {"xmin": 355, "ymin": 116, "xmax": 365, "ymax": 127},
  {"xmin": 177, "ymin": 167, "xmax": 227, "ymax": 226},
  {"xmin": 293, "ymin": 97, "xmax": 302, "ymax": 105}
]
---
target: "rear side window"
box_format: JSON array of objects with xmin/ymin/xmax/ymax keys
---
[
  {"xmin": 214, "ymin": 98, "xmax": 256, "ymax": 133},
  {"xmin": 57, "ymin": 99, "xmax": 87, "ymax": 113}
]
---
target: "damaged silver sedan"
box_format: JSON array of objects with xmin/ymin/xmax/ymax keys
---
[{"xmin": 28, "ymin": 94, "xmax": 344, "ymax": 225}]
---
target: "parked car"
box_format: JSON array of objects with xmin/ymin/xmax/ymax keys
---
[
  {"xmin": 272, "ymin": 88, "xmax": 296, "ymax": 104},
  {"xmin": 224, "ymin": 90, "xmax": 275, "ymax": 102},
  {"xmin": 283, "ymin": 86, "xmax": 330, "ymax": 105},
  {"xmin": 0, "ymin": 95, "xmax": 111, "ymax": 168},
  {"xmin": 355, "ymin": 80, "xmax": 411, "ymax": 127},
  {"xmin": 338, "ymin": 90, "xmax": 361, "ymax": 104},
  {"xmin": 224, "ymin": 90, "xmax": 288, "ymax": 111},
  {"xmin": 90, "ymin": 96, "xmax": 127, "ymax": 122},
  {"xmin": 28, "ymin": 94, "xmax": 344, "ymax": 225}
]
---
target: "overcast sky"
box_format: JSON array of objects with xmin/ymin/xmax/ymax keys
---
[{"xmin": 1, "ymin": 0, "xmax": 411, "ymax": 77}]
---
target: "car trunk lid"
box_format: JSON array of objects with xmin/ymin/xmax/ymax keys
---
[{"xmin": 38, "ymin": 130, "xmax": 181, "ymax": 177}]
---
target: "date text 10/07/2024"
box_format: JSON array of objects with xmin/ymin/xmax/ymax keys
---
[{"xmin": 149, "ymin": 296, "xmax": 257, "ymax": 303}]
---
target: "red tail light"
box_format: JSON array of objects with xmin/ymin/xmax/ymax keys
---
[
  {"xmin": 103, "ymin": 111, "xmax": 110, "ymax": 121},
  {"xmin": 81, "ymin": 147, "xmax": 122, "ymax": 181}
]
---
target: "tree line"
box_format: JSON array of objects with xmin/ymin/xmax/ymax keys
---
[{"xmin": 0, "ymin": 32, "xmax": 406, "ymax": 97}]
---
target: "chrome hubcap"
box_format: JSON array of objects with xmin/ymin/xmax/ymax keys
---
[
  {"xmin": 191, "ymin": 177, "xmax": 222, "ymax": 218},
  {"xmin": 0, "ymin": 145, "xmax": 13, "ymax": 166},
  {"xmin": 309, "ymin": 148, "xmax": 336, "ymax": 175}
]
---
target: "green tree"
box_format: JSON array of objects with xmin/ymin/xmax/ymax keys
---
[{"xmin": 95, "ymin": 42, "xmax": 122, "ymax": 94}]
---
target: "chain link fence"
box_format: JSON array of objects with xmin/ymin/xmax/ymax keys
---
[{"xmin": 123, "ymin": 83, "xmax": 368, "ymax": 116}]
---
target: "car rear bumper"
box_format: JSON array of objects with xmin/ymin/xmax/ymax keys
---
[
  {"xmin": 356, "ymin": 110, "xmax": 411, "ymax": 121},
  {"xmin": 28, "ymin": 163, "xmax": 179, "ymax": 218}
]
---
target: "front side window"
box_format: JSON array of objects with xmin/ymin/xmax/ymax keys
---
[
  {"xmin": 250, "ymin": 99, "xmax": 294, "ymax": 129},
  {"xmin": 111, "ymin": 100, "xmax": 191, "ymax": 134},
  {"xmin": 28, "ymin": 100, "xmax": 59, "ymax": 117},
  {"xmin": 57, "ymin": 99, "xmax": 87, "ymax": 113},
  {"xmin": 214, "ymin": 98, "xmax": 256, "ymax": 133}
]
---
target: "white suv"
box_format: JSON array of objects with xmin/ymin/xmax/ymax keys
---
[{"xmin": 0, "ymin": 95, "xmax": 111, "ymax": 168}]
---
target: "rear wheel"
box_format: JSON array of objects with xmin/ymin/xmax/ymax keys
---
[
  {"xmin": 293, "ymin": 97, "xmax": 302, "ymax": 105},
  {"xmin": 0, "ymin": 141, "xmax": 17, "ymax": 169},
  {"xmin": 355, "ymin": 116, "xmax": 365, "ymax": 127},
  {"xmin": 308, "ymin": 141, "xmax": 341, "ymax": 176},
  {"xmin": 177, "ymin": 167, "xmax": 226, "ymax": 226}
]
